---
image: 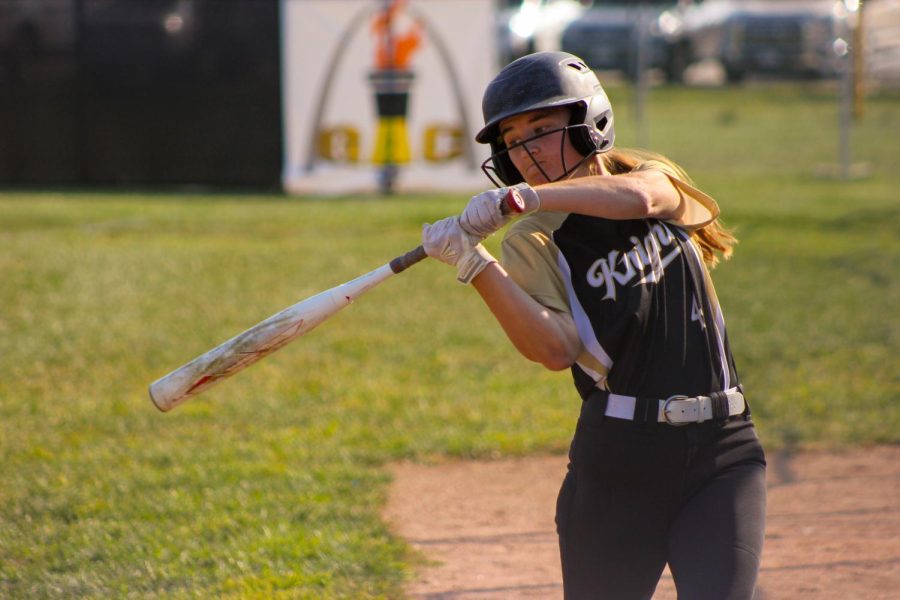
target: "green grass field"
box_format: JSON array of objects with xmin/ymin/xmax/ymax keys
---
[{"xmin": 1, "ymin": 83, "xmax": 898, "ymax": 597}]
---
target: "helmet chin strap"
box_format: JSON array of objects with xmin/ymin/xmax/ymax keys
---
[
  {"xmin": 556, "ymin": 126, "xmax": 600, "ymax": 182},
  {"xmin": 557, "ymin": 152, "xmax": 600, "ymax": 182}
]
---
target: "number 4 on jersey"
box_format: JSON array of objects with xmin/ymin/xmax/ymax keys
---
[{"xmin": 691, "ymin": 296, "xmax": 706, "ymax": 329}]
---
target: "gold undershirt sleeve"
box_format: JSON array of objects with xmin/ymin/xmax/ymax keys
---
[{"xmin": 633, "ymin": 160, "xmax": 721, "ymax": 231}]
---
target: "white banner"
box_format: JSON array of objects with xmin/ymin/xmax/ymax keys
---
[{"xmin": 281, "ymin": 0, "xmax": 497, "ymax": 194}]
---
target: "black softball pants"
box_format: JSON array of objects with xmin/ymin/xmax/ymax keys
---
[{"xmin": 556, "ymin": 393, "xmax": 767, "ymax": 600}]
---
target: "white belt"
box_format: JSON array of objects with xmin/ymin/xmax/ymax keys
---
[{"xmin": 604, "ymin": 387, "xmax": 745, "ymax": 425}]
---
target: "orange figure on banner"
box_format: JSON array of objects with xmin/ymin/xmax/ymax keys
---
[{"xmin": 369, "ymin": 0, "xmax": 423, "ymax": 192}]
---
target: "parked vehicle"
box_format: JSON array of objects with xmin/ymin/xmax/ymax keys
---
[
  {"xmin": 864, "ymin": 0, "xmax": 900, "ymax": 86},
  {"xmin": 560, "ymin": 1, "xmax": 679, "ymax": 80},
  {"xmin": 668, "ymin": 0, "xmax": 842, "ymax": 83},
  {"xmin": 496, "ymin": 0, "xmax": 590, "ymax": 65},
  {"xmin": 496, "ymin": 0, "xmax": 688, "ymax": 81}
]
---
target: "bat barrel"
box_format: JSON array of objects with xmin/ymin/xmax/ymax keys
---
[{"xmin": 149, "ymin": 263, "xmax": 397, "ymax": 412}]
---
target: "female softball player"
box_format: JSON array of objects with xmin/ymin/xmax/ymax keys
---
[{"xmin": 422, "ymin": 51, "xmax": 767, "ymax": 600}]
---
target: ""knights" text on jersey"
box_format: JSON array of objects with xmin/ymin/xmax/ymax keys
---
[{"xmin": 586, "ymin": 222, "xmax": 682, "ymax": 301}]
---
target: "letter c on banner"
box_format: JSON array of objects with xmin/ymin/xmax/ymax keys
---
[
  {"xmin": 423, "ymin": 124, "xmax": 462, "ymax": 162},
  {"xmin": 316, "ymin": 126, "xmax": 361, "ymax": 163}
]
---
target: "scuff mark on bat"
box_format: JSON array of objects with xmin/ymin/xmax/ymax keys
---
[{"xmin": 186, "ymin": 375, "xmax": 214, "ymax": 395}]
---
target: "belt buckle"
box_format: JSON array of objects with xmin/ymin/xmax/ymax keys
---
[{"xmin": 663, "ymin": 395, "xmax": 692, "ymax": 426}]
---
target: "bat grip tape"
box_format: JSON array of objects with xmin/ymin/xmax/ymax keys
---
[{"xmin": 389, "ymin": 245, "xmax": 428, "ymax": 273}]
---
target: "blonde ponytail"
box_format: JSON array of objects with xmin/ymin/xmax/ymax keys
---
[{"xmin": 600, "ymin": 149, "xmax": 737, "ymax": 268}]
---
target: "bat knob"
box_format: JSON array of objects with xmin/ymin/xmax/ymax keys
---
[{"xmin": 503, "ymin": 187, "xmax": 527, "ymax": 215}]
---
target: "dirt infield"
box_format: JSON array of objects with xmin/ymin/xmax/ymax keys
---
[{"xmin": 384, "ymin": 445, "xmax": 900, "ymax": 599}]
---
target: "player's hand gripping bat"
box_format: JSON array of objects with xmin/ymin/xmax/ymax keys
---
[{"xmin": 149, "ymin": 190, "xmax": 525, "ymax": 412}]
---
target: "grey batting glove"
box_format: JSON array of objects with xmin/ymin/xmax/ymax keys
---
[
  {"xmin": 459, "ymin": 182, "xmax": 540, "ymax": 238},
  {"xmin": 422, "ymin": 216, "xmax": 497, "ymax": 284}
]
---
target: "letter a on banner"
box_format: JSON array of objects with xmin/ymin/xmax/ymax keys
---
[{"xmin": 281, "ymin": 0, "xmax": 496, "ymax": 194}]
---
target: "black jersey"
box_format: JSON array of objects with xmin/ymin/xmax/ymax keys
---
[
  {"xmin": 554, "ymin": 214, "xmax": 738, "ymax": 400},
  {"xmin": 500, "ymin": 162, "xmax": 738, "ymax": 401}
]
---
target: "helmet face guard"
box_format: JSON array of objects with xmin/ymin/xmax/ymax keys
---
[
  {"xmin": 480, "ymin": 123, "xmax": 602, "ymax": 188},
  {"xmin": 476, "ymin": 52, "xmax": 615, "ymax": 186}
]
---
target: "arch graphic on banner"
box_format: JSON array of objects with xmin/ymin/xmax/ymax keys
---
[{"xmin": 302, "ymin": 1, "xmax": 477, "ymax": 189}]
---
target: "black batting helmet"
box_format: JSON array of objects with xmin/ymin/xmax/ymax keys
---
[{"xmin": 476, "ymin": 51, "xmax": 615, "ymax": 186}]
